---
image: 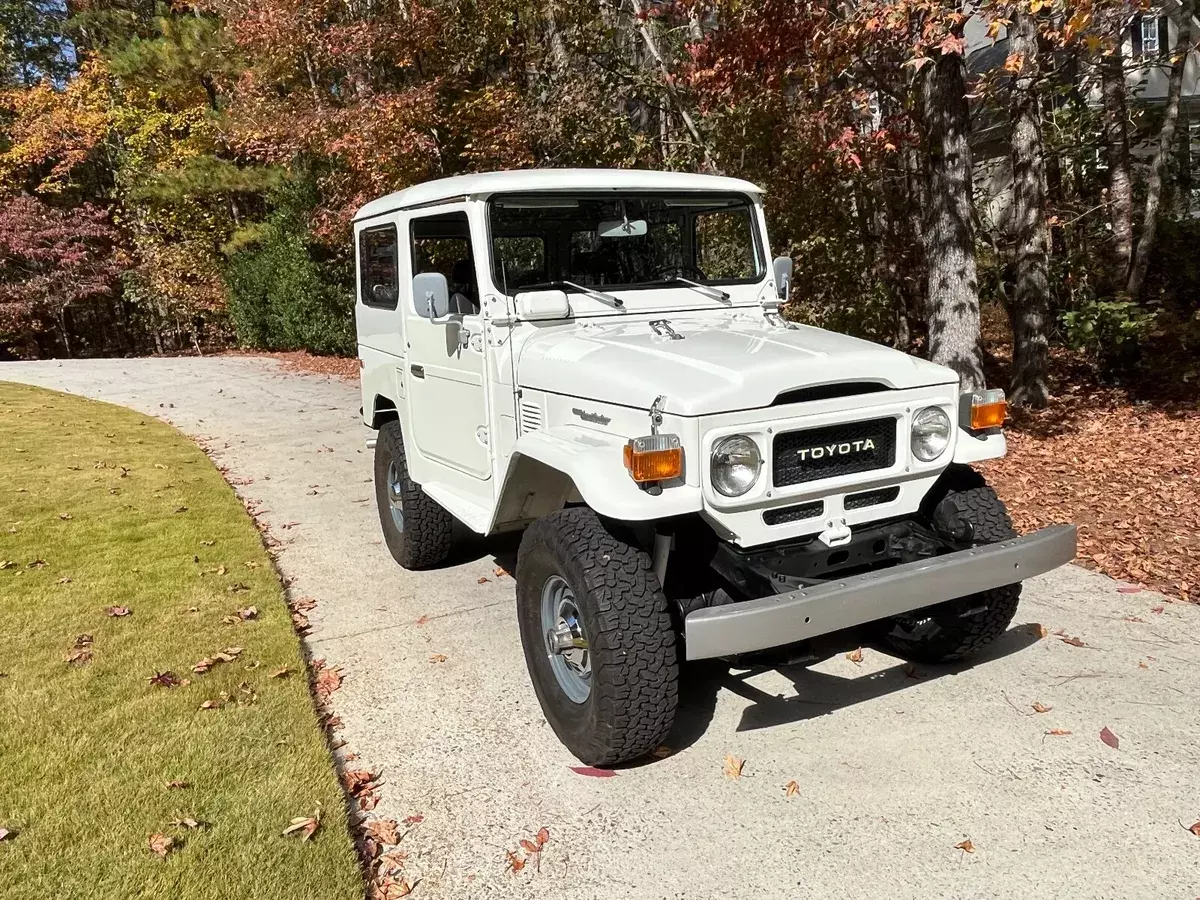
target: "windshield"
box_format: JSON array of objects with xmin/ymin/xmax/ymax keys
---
[{"xmin": 488, "ymin": 192, "xmax": 764, "ymax": 295}]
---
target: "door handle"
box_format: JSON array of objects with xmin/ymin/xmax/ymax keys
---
[{"xmin": 410, "ymin": 365, "xmax": 424, "ymax": 379}]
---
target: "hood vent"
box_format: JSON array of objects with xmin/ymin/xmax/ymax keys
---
[
  {"xmin": 772, "ymin": 381, "xmax": 889, "ymax": 407},
  {"xmin": 519, "ymin": 400, "xmax": 544, "ymax": 433}
]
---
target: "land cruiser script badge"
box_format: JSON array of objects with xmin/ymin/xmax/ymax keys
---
[{"xmin": 796, "ymin": 439, "xmax": 876, "ymax": 461}]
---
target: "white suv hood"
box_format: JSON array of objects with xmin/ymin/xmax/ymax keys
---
[{"xmin": 516, "ymin": 314, "xmax": 958, "ymax": 415}]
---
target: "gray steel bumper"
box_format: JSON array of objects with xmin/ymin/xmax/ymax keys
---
[{"xmin": 683, "ymin": 524, "xmax": 1077, "ymax": 661}]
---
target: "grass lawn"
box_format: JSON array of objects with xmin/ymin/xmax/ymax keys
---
[{"xmin": 0, "ymin": 382, "xmax": 362, "ymax": 900}]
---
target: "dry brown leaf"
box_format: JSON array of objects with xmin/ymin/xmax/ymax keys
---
[
  {"xmin": 955, "ymin": 838, "xmax": 974, "ymax": 853},
  {"xmin": 493, "ymin": 566, "xmax": 509, "ymax": 578},
  {"xmin": 0, "ymin": 828, "xmax": 12, "ymax": 842},
  {"xmin": 237, "ymin": 606, "xmax": 258, "ymax": 621},
  {"xmin": 315, "ymin": 665, "xmax": 343, "ymax": 699},
  {"xmin": 1060, "ymin": 635, "xmax": 1087, "ymax": 647},
  {"xmin": 845, "ymin": 647, "xmax": 864, "ymax": 664},
  {"xmin": 414, "ymin": 614, "xmax": 430, "ymax": 625},
  {"xmin": 784, "ymin": 780, "xmax": 800, "ymax": 798},
  {"xmin": 58, "ymin": 512, "xmax": 72, "ymax": 520},
  {"xmin": 166, "ymin": 780, "xmax": 190, "ymax": 789},
  {"xmin": 270, "ymin": 666, "xmax": 292, "ymax": 679},
  {"xmin": 148, "ymin": 671, "xmax": 181, "ymax": 688},
  {"xmin": 282, "ymin": 807, "xmax": 321, "ymax": 841},
  {"xmin": 1184, "ymin": 821, "xmax": 1200, "ymax": 837},
  {"xmin": 66, "ymin": 648, "xmax": 93, "ymax": 666},
  {"xmin": 477, "ymin": 576, "xmax": 490, "ymax": 584},
  {"xmin": 1031, "ymin": 701, "xmax": 1052, "ymax": 713},
  {"xmin": 650, "ymin": 745, "xmax": 673, "ymax": 759},
  {"xmin": 1137, "ymin": 660, "xmax": 1149, "ymax": 669},
  {"xmin": 215, "ymin": 565, "xmax": 227, "ymax": 576},
  {"xmin": 506, "ymin": 849, "xmax": 525, "ymax": 873},
  {"xmin": 169, "ymin": 817, "xmax": 202, "ymax": 829},
  {"xmin": 519, "ymin": 839, "xmax": 539, "ymax": 854},
  {"xmin": 199, "ymin": 699, "xmax": 221, "ymax": 710},
  {"xmin": 148, "ymin": 833, "xmax": 175, "ymax": 858},
  {"xmin": 723, "ymin": 753, "xmax": 745, "ymax": 780},
  {"xmin": 429, "ymin": 653, "xmax": 448, "ymax": 663},
  {"xmin": 1045, "ymin": 728, "xmax": 1072, "ymax": 736},
  {"xmin": 1099, "ymin": 726, "xmax": 1120, "ymax": 749},
  {"xmin": 365, "ymin": 818, "xmax": 400, "ymax": 845},
  {"xmin": 56, "ymin": 576, "xmax": 72, "ymax": 584},
  {"xmin": 536, "ymin": 826, "xmax": 550, "ymax": 847},
  {"xmin": 106, "ymin": 605, "xmax": 131, "ymax": 617}
]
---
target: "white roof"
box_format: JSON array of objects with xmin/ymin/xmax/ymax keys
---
[{"xmin": 353, "ymin": 168, "xmax": 763, "ymax": 222}]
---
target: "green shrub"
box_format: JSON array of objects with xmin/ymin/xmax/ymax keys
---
[
  {"xmin": 1060, "ymin": 298, "xmax": 1158, "ymax": 373},
  {"xmin": 223, "ymin": 176, "xmax": 355, "ymax": 357}
]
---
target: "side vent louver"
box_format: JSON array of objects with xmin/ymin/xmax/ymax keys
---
[{"xmin": 519, "ymin": 401, "xmax": 544, "ymax": 434}]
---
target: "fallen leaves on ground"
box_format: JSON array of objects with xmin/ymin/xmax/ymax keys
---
[
  {"xmin": 148, "ymin": 833, "xmax": 175, "ymax": 858},
  {"xmin": 784, "ymin": 780, "xmax": 800, "ymax": 798},
  {"xmin": 66, "ymin": 634, "xmax": 93, "ymax": 666},
  {"xmin": 414, "ymin": 614, "xmax": 429, "ymax": 625},
  {"xmin": 270, "ymin": 666, "xmax": 292, "ymax": 679},
  {"xmin": 282, "ymin": 807, "xmax": 321, "ymax": 841},
  {"xmin": 506, "ymin": 849, "xmax": 525, "ymax": 873},
  {"xmin": 1029, "ymin": 623, "xmax": 1048, "ymax": 638},
  {"xmin": 148, "ymin": 671, "xmax": 182, "ymax": 688},
  {"xmin": 651, "ymin": 745, "xmax": 673, "ymax": 759},
  {"xmin": 954, "ymin": 838, "xmax": 974, "ymax": 853},
  {"xmin": 477, "ymin": 576, "xmax": 489, "ymax": 584},
  {"xmin": 568, "ymin": 766, "xmax": 616, "ymax": 778},
  {"xmin": 845, "ymin": 647, "xmax": 864, "ymax": 664},
  {"xmin": 313, "ymin": 662, "xmax": 343, "ymax": 701},
  {"xmin": 0, "ymin": 828, "xmax": 12, "ymax": 842},
  {"xmin": 984, "ymin": 388, "xmax": 1198, "ymax": 603},
  {"xmin": 1045, "ymin": 728, "xmax": 1072, "ymax": 736},
  {"xmin": 1060, "ymin": 635, "xmax": 1088, "ymax": 648},
  {"xmin": 1100, "ymin": 726, "xmax": 1120, "ymax": 749},
  {"xmin": 106, "ymin": 605, "xmax": 131, "ymax": 617},
  {"xmin": 365, "ymin": 818, "xmax": 400, "ymax": 845},
  {"xmin": 1183, "ymin": 821, "xmax": 1200, "ymax": 837},
  {"xmin": 429, "ymin": 653, "xmax": 447, "ymax": 663},
  {"xmin": 1031, "ymin": 701, "xmax": 1052, "ymax": 713},
  {"xmin": 493, "ymin": 566, "xmax": 509, "ymax": 578},
  {"xmin": 723, "ymin": 754, "xmax": 745, "ymax": 780},
  {"xmin": 222, "ymin": 606, "xmax": 258, "ymax": 624},
  {"xmin": 166, "ymin": 780, "xmax": 190, "ymax": 789},
  {"xmin": 192, "ymin": 647, "xmax": 243, "ymax": 674},
  {"xmin": 169, "ymin": 816, "xmax": 203, "ymax": 829}
]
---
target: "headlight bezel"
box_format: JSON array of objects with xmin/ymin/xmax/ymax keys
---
[
  {"xmin": 910, "ymin": 405, "xmax": 952, "ymax": 462},
  {"xmin": 710, "ymin": 434, "xmax": 763, "ymax": 497}
]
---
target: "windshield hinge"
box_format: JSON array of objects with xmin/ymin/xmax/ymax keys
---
[{"xmin": 649, "ymin": 395, "xmax": 667, "ymax": 434}]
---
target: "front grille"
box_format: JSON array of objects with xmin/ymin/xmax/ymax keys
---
[
  {"xmin": 763, "ymin": 500, "xmax": 824, "ymax": 526},
  {"xmin": 772, "ymin": 417, "xmax": 897, "ymax": 487},
  {"xmin": 844, "ymin": 485, "xmax": 900, "ymax": 510}
]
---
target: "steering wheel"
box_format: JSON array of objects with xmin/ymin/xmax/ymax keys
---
[{"xmin": 653, "ymin": 262, "xmax": 707, "ymax": 281}]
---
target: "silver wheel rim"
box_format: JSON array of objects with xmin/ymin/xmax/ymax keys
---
[
  {"xmin": 540, "ymin": 575, "xmax": 590, "ymax": 704},
  {"xmin": 386, "ymin": 460, "xmax": 404, "ymax": 532}
]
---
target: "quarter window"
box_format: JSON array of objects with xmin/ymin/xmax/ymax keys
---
[{"xmin": 359, "ymin": 225, "xmax": 398, "ymax": 309}]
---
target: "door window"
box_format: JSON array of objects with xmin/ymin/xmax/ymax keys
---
[
  {"xmin": 411, "ymin": 212, "xmax": 478, "ymax": 311},
  {"xmin": 359, "ymin": 224, "xmax": 399, "ymax": 309}
]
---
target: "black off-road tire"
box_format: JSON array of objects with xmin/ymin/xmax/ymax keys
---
[
  {"xmin": 373, "ymin": 421, "xmax": 454, "ymax": 569},
  {"xmin": 516, "ymin": 507, "xmax": 679, "ymax": 766},
  {"xmin": 880, "ymin": 466, "xmax": 1022, "ymax": 663}
]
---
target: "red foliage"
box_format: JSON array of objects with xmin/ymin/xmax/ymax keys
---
[{"xmin": 0, "ymin": 194, "xmax": 126, "ymax": 354}]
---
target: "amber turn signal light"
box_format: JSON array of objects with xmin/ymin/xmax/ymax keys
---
[
  {"xmin": 969, "ymin": 389, "xmax": 1007, "ymax": 430},
  {"xmin": 623, "ymin": 434, "xmax": 683, "ymax": 483}
]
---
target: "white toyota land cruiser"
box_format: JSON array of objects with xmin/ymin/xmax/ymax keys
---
[{"xmin": 353, "ymin": 169, "xmax": 1077, "ymax": 766}]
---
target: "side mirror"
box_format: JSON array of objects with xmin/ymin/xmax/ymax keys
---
[
  {"xmin": 515, "ymin": 289, "xmax": 571, "ymax": 321},
  {"xmin": 413, "ymin": 272, "xmax": 450, "ymax": 320},
  {"xmin": 773, "ymin": 256, "xmax": 793, "ymax": 300}
]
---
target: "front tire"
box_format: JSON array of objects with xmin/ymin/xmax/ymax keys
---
[
  {"xmin": 880, "ymin": 466, "xmax": 1022, "ymax": 663},
  {"xmin": 373, "ymin": 420, "xmax": 454, "ymax": 569},
  {"xmin": 516, "ymin": 508, "xmax": 679, "ymax": 766}
]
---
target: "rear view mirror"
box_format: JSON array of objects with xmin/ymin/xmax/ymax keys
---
[
  {"xmin": 773, "ymin": 255, "xmax": 793, "ymax": 300},
  {"xmin": 597, "ymin": 219, "xmax": 648, "ymax": 238},
  {"xmin": 515, "ymin": 289, "xmax": 571, "ymax": 321},
  {"xmin": 413, "ymin": 272, "xmax": 450, "ymax": 320}
]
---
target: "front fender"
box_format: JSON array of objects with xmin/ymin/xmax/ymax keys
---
[{"xmin": 490, "ymin": 425, "xmax": 703, "ymax": 531}]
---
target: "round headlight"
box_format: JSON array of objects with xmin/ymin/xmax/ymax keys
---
[
  {"xmin": 711, "ymin": 435, "xmax": 763, "ymax": 497},
  {"xmin": 911, "ymin": 406, "xmax": 951, "ymax": 462}
]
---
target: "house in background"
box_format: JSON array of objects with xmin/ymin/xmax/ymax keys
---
[{"xmin": 966, "ymin": 4, "xmax": 1200, "ymax": 232}]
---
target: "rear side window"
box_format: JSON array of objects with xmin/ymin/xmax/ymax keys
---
[{"xmin": 360, "ymin": 224, "xmax": 398, "ymax": 309}]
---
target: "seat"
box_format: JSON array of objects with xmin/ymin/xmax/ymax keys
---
[{"xmin": 450, "ymin": 259, "xmax": 478, "ymax": 314}]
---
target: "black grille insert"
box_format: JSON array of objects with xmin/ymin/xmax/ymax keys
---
[
  {"xmin": 773, "ymin": 417, "xmax": 897, "ymax": 487},
  {"xmin": 844, "ymin": 485, "xmax": 900, "ymax": 510},
  {"xmin": 762, "ymin": 501, "xmax": 824, "ymax": 526},
  {"xmin": 772, "ymin": 382, "xmax": 889, "ymax": 406}
]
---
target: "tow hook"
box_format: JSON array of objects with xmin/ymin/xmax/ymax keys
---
[{"xmin": 817, "ymin": 517, "xmax": 853, "ymax": 547}]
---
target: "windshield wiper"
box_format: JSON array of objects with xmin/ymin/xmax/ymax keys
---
[
  {"xmin": 520, "ymin": 280, "xmax": 624, "ymax": 308},
  {"xmin": 646, "ymin": 276, "xmax": 730, "ymax": 303}
]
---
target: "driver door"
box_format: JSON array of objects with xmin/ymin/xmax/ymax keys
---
[{"xmin": 401, "ymin": 206, "xmax": 491, "ymax": 488}]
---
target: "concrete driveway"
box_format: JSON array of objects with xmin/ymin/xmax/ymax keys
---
[{"xmin": 5, "ymin": 357, "xmax": 1199, "ymax": 899}]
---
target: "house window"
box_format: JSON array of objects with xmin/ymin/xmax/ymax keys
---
[
  {"xmin": 359, "ymin": 224, "xmax": 398, "ymax": 309},
  {"xmin": 1141, "ymin": 16, "xmax": 1160, "ymax": 54}
]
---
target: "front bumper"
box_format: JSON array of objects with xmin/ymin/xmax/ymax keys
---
[{"xmin": 683, "ymin": 524, "xmax": 1077, "ymax": 661}]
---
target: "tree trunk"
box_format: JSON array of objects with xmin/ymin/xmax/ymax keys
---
[
  {"xmin": 1006, "ymin": 9, "xmax": 1051, "ymax": 408},
  {"xmin": 1127, "ymin": 0, "xmax": 1193, "ymax": 298},
  {"xmin": 1100, "ymin": 40, "xmax": 1134, "ymax": 288},
  {"xmin": 919, "ymin": 46, "xmax": 985, "ymax": 390}
]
